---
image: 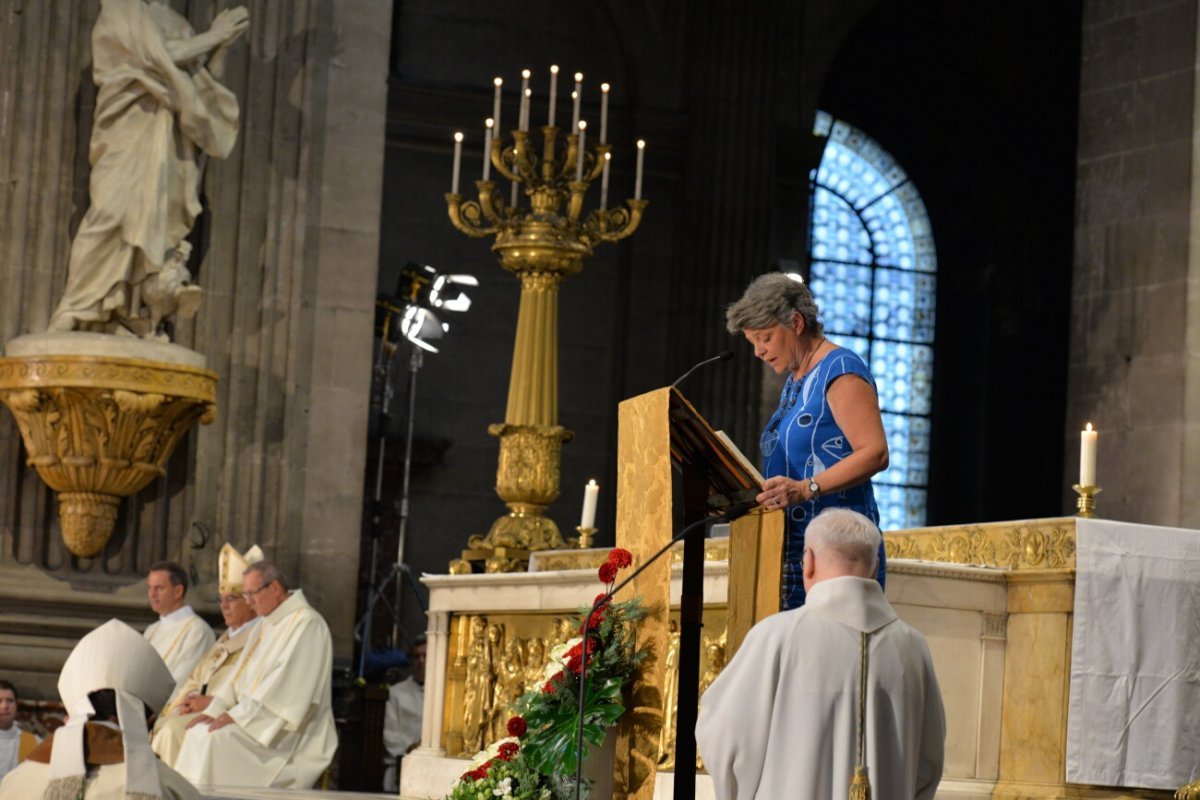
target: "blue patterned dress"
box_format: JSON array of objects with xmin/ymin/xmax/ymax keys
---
[{"xmin": 760, "ymin": 346, "xmax": 886, "ymax": 609}]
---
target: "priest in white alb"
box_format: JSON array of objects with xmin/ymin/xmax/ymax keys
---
[
  {"xmin": 173, "ymin": 560, "xmax": 337, "ymax": 789},
  {"xmin": 696, "ymin": 508, "xmax": 945, "ymax": 800},
  {"xmin": 151, "ymin": 544, "xmax": 263, "ymax": 767},
  {"xmin": 144, "ymin": 562, "xmax": 215, "ymax": 690}
]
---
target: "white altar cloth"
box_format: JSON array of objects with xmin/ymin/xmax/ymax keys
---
[{"xmin": 1066, "ymin": 518, "xmax": 1200, "ymax": 789}]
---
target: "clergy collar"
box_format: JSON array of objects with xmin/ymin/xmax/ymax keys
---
[
  {"xmin": 263, "ymin": 589, "xmax": 307, "ymax": 626},
  {"xmin": 804, "ymin": 576, "xmax": 898, "ymax": 634},
  {"xmin": 227, "ymin": 616, "xmax": 261, "ymax": 638},
  {"xmin": 158, "ymin": 604, "xmax": 196, "ymax": 624}
]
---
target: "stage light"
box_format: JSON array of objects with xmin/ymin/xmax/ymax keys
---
[{"xmin": 429, "ymin": 274, "xmax": 479, "ymax": 312}]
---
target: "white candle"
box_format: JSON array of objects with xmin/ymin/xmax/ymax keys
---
[
  {"xmin": 572, "ymin": 72, "xmax": 583, "ymax": 129},
  {"xmin": 548, "ymin": 65, "xmax": 559, "ymax": 127},
  {"xmin": 492, "ymin": 77, "xmax": 503, "ymax": 135},
  {"xmin": 576, "ymin": 121, "xmax": 587, "ymax": 182},
  {"xmin": 599, "ymin": 83, "xmax": 610, "ymax": 144},
  {"xmin": 483, "ymin": 118, "xmax": 493, "ymax": 181},
  {"xmin": 1080, "ymin": 423, "xmax": 1098, "ymax": 486},
  {"xmin": 451, "ymin": 131, "xmax": 463, "ymax": 194},
  {"xmin": 519, "ymin": 69, "xmax": 531, "ymax": 131},
  {"xmin": 634, "ymin": 139, "xmax": 645, "ymax": 199},
  {"xmin": 600, "ymin": 152, "xmax": 611, "ymax": 210},
  {"xmin": 580, "ymin": 479, "xmax": 599, "ymax": 528}
]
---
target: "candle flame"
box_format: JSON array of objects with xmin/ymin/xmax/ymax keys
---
[
  {"xmin": 604, "ymin": 152, "xmax": 611, "ymax": 161},
  {"xmin": 525, "ymin": 88, "xmax": 531, "ymax": 97},
  {"xmin": 601, "ymin": 82, "xmax": 610, "ymax": 92},
  {"xmin": 550, "ymin": 65, "xmax": 559, "ymax": 74},
  {"xmin": 637, "ymin": 139, "xmax": 645, "ymax": 149},
  {"xmin": 587, "ymin": 479, "xmax": 597, "ymax": 487},
  {"xmin": 578, "ymin": 120, "xmax": 587, "ymax": 130},
  {"xmin": 1086, "ymin": 422, "xmax": 1093, "ymax": 432},
  {"xmin": 485, "ymin": 118, "xmax": 494, "ymax": 129},
  {"xmin": 494, "ymin": 77, "xmax": 503, "ymax": 87},
  {"xmin": 574, "ymin": 72, "xmax": 584, "ymax": 82},
  {"xmin": 454, "ymin": 131, "xmax": 463, "ymax": 142},
  {"xmin": 521, "ymin": 69, "xmax": 531, "ymax": 79}
]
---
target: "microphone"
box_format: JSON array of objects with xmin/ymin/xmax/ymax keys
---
[
  {"xmin": 670, "ymin": 350, "xmax": 733, "ymax": 388},
  {"xmin": 571, "ymin": 505, "xmax": 753, "ymax": 798}
]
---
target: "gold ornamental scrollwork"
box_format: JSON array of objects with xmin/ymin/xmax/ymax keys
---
[
  {"xmin": 884, "ymin": 519, "xmax": 1077, "ymax": 570},
  {"xmin": 0, "ymin": 353, "xmax": 217, "ymax": 557}
]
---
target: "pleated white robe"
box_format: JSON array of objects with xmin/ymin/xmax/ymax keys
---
[
  {"xmin": 696, "ymin": 577, "xmax": 945, "ymax": 800},
  {"xmin": 172, "ymin": 590, "xmax": 337, "ymax": 789},
  {"xmin": 144, "ymin": 606, "xmax": 215, "ymax": 691}
]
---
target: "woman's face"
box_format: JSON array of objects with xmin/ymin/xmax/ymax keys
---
[{"xmin": 743, "ymin": 317, "xmax": 803, "ymax": 374}]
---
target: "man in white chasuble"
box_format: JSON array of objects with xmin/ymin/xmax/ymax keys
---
[
  {"xmin": 697, "ymin": 508, "xmax": 945, "ymax": 800},
  {"xmin": 144, "ymin": 562, "xmax": 216, "ymax": 691},
  {"xmin": 172, "ymin": 560, "xmax": 337, "ymax": 789}
]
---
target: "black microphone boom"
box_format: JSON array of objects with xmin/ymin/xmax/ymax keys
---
[{"xmin": 670, "ymin": 350, "xmax": 733, "ymax": 388}]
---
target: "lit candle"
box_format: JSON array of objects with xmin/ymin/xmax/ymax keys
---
[
  {"xmin": 548, "ymin": 65, "xmax": 559, "ymax": 127},
  {"xmin": 572, "ymin": 72, "xmax": 583, "ymax": 129},
  {"xmin": 599, "ymin": 82, "xmax": 610, "ymax": 144},
  {"xmin": 511, "ymin": 143, "xmax": 519, "ymax": 208},
  {"xmin": 576, "ymin": 120, "xmax": 587, "ymax": 182},
  {"xmin": 492, "ymin": 77, "xmax": 503, "ymax": 135},
  {"xmin": 634, "ymin": 139, "xmax": 645, "ymax": 199},
  {"xmin": 483, "ymin": 118, "xmax": 493, "ymax": 181},
  {"xmin": 519, "ymin": 69, "xmax": 531, "ymax": 131},
  {"xmin": 580, "ymin": 479, "xmax": 599, "ymax": 528},
  {"xmin": 600, "ymin": 152, "xmax": 611, "ymax": 210},
  {"xmin": 1080, "ymin": 423, "xmax": 1098, "ymax": 486},
  {"xmin": 451, "ymin": 131, "xmax": 463, "ymax": 194}
]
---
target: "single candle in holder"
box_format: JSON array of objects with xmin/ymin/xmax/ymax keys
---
[
  {"xmin": 634, "ymin": 139, "xmax": 645, "ymax": 199},
  {"xmin": 1080, "ymin": 422, "xmax": 1098, "ymax": 486},
  {"xmin": 483, "ymin": 118, "xmax": 493, "ymax": 181},
  {"xmin": 492, "ymin": 77, "xmax": 503, "ymax": 134},
  {"xmin": 519, "ymin": 69, "xmax": 531, "ymax": 131},
  {"xmin": 600, "ymin": 151, "xmax": 611, "ymax": 210},
  {"xmin": 451, "ymin": 131, "xmax": 463, "ymax": 194},
  {"xmin": 599, "ymin": 82, "xmax": 610, "ymax": 144},
  {"xmin": 548, "ymin": 65, "xmax": 559, "ymax": 127},
  {"xmin": 581, "ymin": 479, "xmax": 599, "ymax": 529},
  {"xmin": 572, "ymin": 72, "xmax": 584, "ymax": 129},
  {"xmin": 576, "ymin": 120, "xmax": 587, "ymax": 181},
  {"xmin": 522, "ymin": 88, "xmax": 532, "ymax": 132}
]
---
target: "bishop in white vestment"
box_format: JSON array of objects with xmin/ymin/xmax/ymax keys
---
[
  {"xmin": 173, "ymin": 560, "xmax": 337, "ymax": 789},
  {"xmin": 144, "ymin": 562, "xmax": 215, "ymax": 689},
  {"xmin": 697, "ymin": 508, "xmax": 945, "ymax": 800}
]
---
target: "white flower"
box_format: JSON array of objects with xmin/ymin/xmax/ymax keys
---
[
  {"xmin": 492, "ymin": 776, "xmax": 513, "ymax": 797},
  {"xmin": 467, "ymin": 737, "xmax": 519, "ymax": 769}
]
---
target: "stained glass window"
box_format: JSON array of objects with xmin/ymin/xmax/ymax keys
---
[{"xmin": 808, "ymin": 111, "xmax": 936, "ymax": 530}]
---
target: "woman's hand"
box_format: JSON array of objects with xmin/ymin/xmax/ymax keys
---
[{"xmin": 757, "ymin": 476, "xmax": 806, "ymax": 509}]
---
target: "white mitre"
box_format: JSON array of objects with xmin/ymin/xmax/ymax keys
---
[
  {"xmin": 50, "ymin": 619, "xmax": 174, "ymax": 799},
  {"xmin": 218, "ymin": 543, "xmax": 264, "ymax": 595}
]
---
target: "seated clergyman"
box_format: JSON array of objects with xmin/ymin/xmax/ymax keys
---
[
  {"xmin": 0, "ymin": 619, "xmax": 199, "ymax": 799},
  {"xmin": 173, "ymin": 560, "xmax": 337, "ymax": 788},
  {"xmin": 143, "ymin": 561, "xmax": 215, "ymax": 690},
  {"xmin": 151, "ymin": 544, "xmax": 263, "ymax": 766}
]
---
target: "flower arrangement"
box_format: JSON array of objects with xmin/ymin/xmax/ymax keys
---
[{"xmin": 446, "ymin": 548, "xmax": 646, "ymax": 800}]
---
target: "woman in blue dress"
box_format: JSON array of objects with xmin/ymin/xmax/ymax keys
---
[{"xmin": 726, "ymin": 272, "xmax": 889, "ymax": 609}]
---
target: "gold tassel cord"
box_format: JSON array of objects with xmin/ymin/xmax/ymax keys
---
[{"xmin": 849, "ymin": 630, "xmax": 871, "ymax": 800}]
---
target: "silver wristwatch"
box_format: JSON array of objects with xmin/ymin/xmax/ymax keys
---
[{"xmin": 807, "ymin": 478, "xmax": 821, "ymax": 501}]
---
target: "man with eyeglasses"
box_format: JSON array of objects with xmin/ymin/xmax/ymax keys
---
[
  {"xmin": 173, "ymin": 560, "xmax": 337, "ymax": 789},
  {"xmin": 151, "ymin": 544, "xmax": 263, "ymax": 767}
]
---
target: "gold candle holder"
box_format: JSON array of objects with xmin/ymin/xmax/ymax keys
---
[
  {"xmin": 575, "ymin": 525, "xmax": 597, "ymax": 549},
  {"xmin": 1072, "ymin": 484, "xmax": 1102, "ymax": 518}
]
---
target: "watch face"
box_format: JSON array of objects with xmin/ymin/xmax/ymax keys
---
[{"xmin": 809, "ymin": 480, "xmax": 820, "ymax": 493}]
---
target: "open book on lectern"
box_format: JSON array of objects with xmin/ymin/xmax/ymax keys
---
[{"xmin": 666, "ymin": 387, "xmax": 764, "ymax": 514}]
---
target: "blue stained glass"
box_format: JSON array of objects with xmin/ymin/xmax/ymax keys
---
[{"xmin": 809, "ymin": 111, "xmax": 937, "ymax": 530}]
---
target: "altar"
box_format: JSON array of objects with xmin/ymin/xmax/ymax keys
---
[{"xmin": 398, "ymin": 516, "xmax": 1199, "ymax": 800}]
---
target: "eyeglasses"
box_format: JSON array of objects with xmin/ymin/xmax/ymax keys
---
[{"xmin": 243, "ymin": 582, "xmax": 274, "ymax": 598}]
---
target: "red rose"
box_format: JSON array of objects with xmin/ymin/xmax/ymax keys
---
[
  {"xmin": 507, "ymin": 716, "xmax": 527, "ymax": 737},
  {"xmin": 608, "ymin": 548, "xmax": 633, "ymax": 568},
  {"xmin": 567, "ymin": 654, "xmax": 582, "ymax": 673},
  {"xmin": 497, "ymin": 741, "xmax": 519, "ymax": 761},
  {"xmin": 598, "ymin": 561, "xmax": 618, "ymax": 584}
]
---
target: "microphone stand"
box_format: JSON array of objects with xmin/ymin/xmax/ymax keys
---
[{"xmin": 571, "ymin": 503, "xmax": 755, "ymax": 799}]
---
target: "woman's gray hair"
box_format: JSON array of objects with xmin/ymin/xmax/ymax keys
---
[
  {"xmin": 244, "ymin": 559, "xmax": 289, "ymax": 591},
  {"xmin": 725, "ymin": 272, "xmax": 823, "ymax": 336},
  {"xmin": 806, "ymin": 508, "xmax": 880, "ymax": 575}
]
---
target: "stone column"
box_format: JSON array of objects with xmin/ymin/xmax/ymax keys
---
[
  {"xmin": 1068, "ymin": 0, "xmax": 1200, "ymax": 526},
  {"xmin": 418, "ymin": 610, "xmax": 450, "ymax": 756}
]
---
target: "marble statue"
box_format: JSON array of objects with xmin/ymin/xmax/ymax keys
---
[{"xmin": 48, "ymin": 0, "xmax": 249, "ymax": 339}]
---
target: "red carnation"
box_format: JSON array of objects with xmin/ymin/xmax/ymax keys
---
[
  {"xmin": 497, "ymin": 741, "xmax": 520, "ymax": 761},
  {"xmin": 507, "ymin": 715, "xmax": 527, "ymax": 737},
  {"xmin": 608, "ymin": 548, "xmax": 633, "ymax": 568},
  {"xmin": 567, "ymin": 654, "xmax": 582, "ymax": 673},
  {"xmin": 598, "ymin": 561, "xmax": 618, "ymax": 584},
  {"xmin": 594, "ymin": 593, "xmax": 611, "ymax": 608}
]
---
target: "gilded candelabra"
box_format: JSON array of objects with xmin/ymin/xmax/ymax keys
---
[{"xmin": 446, "ymin": 75, "xmax": 646, "ymax": 570}]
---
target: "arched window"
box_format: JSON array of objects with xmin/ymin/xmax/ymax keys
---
[{"xmin": 808, "ymin": 111, "xmax": 936, "ymax": 530}]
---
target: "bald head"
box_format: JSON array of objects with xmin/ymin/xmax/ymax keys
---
[{"xmin": 801, "ymin": 508, "xmax": 882, "ymax": 592}]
